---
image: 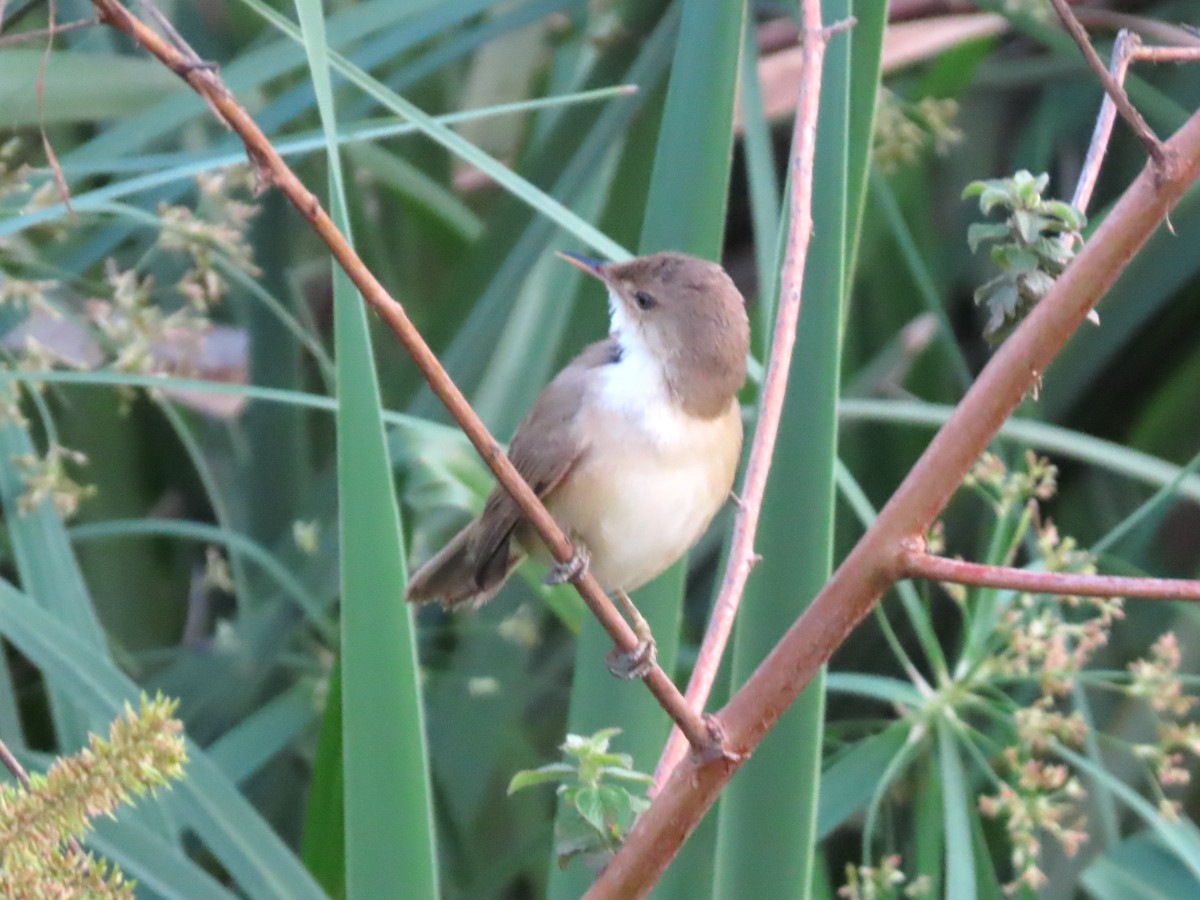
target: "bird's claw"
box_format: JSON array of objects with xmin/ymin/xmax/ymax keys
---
[
  {"xmin": 544, "ymin": 546, "xmax": 590, "ymax": 586},
  {"xmin": 605, "ymin": 638, "xmax": 658, "ymax": 680}
]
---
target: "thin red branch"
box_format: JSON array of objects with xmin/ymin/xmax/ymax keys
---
[
  {"xmin": 899, "ymin": 551, "xmax": 1200, "ymax": 601},
  {"xmin": 1049, "ymin": 0, "xmax": 1168, "ymax": 168},
  {"xmin": 590, "ymin": 92, "xmax": 1200, "ymax": 900},
  {"xmin": 651, "ymin": 12, "xmax": 849, "ymax": 793},
  {"xmin": 1133, "ymin": 46, "xmax": 1200, "ymax": 64},
  {"xmin": 1073, "ymin": 32, "xmax": 1200, "ymax": 216},
  {"xmin": 85, "ymin": 0, "xmax": 717, "ymax": 756}
]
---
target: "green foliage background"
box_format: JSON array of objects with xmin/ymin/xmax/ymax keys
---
[{"xmin": 0, "ymin": 0, "xmax": 1199, "ymax": 897}]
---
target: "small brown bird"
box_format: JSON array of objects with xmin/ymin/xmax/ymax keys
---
[{"xmin": 406, "ymin": 251, "xmax": 749, "ymax": 674}]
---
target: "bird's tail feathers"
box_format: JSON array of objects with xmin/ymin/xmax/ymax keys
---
[{"xmin": 406, "ymin": 522, "xmax": 520, "ymax": 609}]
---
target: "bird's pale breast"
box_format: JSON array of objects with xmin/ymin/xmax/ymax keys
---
[{"xmin": 527, "ymin": 394, "xmax": 742, "ymax": 593}]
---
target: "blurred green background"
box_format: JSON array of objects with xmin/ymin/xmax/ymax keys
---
[{"xmin": 1, "ymin": 0, "xmax": 1199, "ymax": 897}]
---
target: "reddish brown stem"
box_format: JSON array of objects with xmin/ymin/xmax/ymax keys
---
[
  {"xmin": 1049, "ymin": 0, "xmax": 1167, "ymax": 168},
  {"xmin": 590, "ymin": 90, "xmax": 1200, "ymax": 900},
  {"xmin": 899, "ymin": 551, "xmax": 1200, "ymax": 601},
  {"xmin": 85, "ymin": 0, "xmax": 716, "ymax": 756},
  {"xmin": 652, "ymin": 13, "xmax": 849, "ymax": 793},
  {"xmin": 1133, "ymin": 46, "xmax": 1200, "ymax": 64}
]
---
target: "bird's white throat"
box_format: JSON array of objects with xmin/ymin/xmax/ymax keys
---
[{"xmin": 598, "ymin": 287, "xmax": 690, "ymax": 450}]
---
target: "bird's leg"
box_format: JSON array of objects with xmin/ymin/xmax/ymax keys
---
[
  {"xmin": 604, "ymin": 589, "xmax": 658, "ymax": 680},
  {"xmin": 544, "ymin": 545, "xmax": 590, "ymax": 586},
  {"xmin": 545, "ymin": 551, "xmax": 656, "ymax": 679}
]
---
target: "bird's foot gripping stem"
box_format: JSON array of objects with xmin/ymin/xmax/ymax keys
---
[
  {"xmin": 605, "ymin": 589, "xmax": 659, "ymax": 680},
  {"xmin": 544, "ymin": 546, "xmax": 591, "ymax": 586}
]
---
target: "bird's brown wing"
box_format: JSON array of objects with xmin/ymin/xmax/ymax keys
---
[{"xmin": 466, "ymin": 338, "xmax": 617, "ymax": 587}]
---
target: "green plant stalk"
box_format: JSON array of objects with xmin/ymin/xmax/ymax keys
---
[
  {"xmin": 303, "ymin": 663, "xmax": 347, "ymax": 899},
  {"xmin": 0, "ymin": 579, "xmax": 326, "ymax": 897},
  {"xmin": 711, "ymin": 4, "xmax": 852, "ymax": 895},
  {"xmin": 547, "ymin": 2, "xmax": 746, "ymax": 895},
  {"xmin": 0, "ymin": 418, "xmax": 108, "ymax": 748},
  {"xmin": 289, "ymin": 0, "xmax": 438, "ymax": 894}
]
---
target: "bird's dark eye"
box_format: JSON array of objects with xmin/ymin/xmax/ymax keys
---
[{"xmin": 634, "ymin": 290, "xmax": 657, "ymax": 310}]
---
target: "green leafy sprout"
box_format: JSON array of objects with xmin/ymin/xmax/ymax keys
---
[
  {"xmin": 508, "ymin": 728, "xmax": 653, "ymax": 871},
  {"xmin": 963, "ymin": 170, "xmax": 1087, "ymax": 343}
]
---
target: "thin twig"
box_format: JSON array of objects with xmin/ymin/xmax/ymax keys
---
[
  {"xmin": 1049, "ymin": 0, "xmax": 1167, "ymax": 168},
  {"xmin": 1072, "ymin": 29, "xmax": 1138, "ymax": 215},
  {"xmin": 1133, "ymin": 46, "xmax": 1200, "ymax": 64},
  {"xmin": 651, "ymin": 13, "xmax": 853, "ymax": 793},
  {"xmin": 899, "ymin": 550, "xmax": 1200, "ymax": 601},
  {"xmin": 0, "ymin": 17, "xmax": 95, "ymax": 47},
  {"xmin": 591, "ymin": 92, "xmax": 1200, "ymax": 900},
  {"xmin": 0, "ymin": 736, "xmax": 32, "ymax": 789},
  {"xmin": 36, "ymin": 0, "xmax": 76, "ymax": 225},
  {"xmin": 86, "ymin": 0, "xmax": 718, "ymax": 756}
]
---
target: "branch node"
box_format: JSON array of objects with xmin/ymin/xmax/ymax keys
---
[{"xmin": 689, "ymin": 715, "xmax": 740, "ymax": 769}]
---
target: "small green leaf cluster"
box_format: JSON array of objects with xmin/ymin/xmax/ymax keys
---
[
  {"xmin": 508, "ymin": 728, "xmax": 652, "ymax": 871},
  {"xmin": 963, "ymin": 171, "xmax": 1086, "ymax": 343},
  {"xmin": 0, "ymin": 693, "xmax": 188, "ymax": 897}
]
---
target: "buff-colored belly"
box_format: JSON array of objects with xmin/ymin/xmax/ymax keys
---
[{"xmin": 520, "ymin": 399, "xmax": 741, "ymax": 593}]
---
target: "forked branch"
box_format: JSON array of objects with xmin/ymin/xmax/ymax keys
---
[{"xmin": 898, "ymin": 550, "xmax": 1200, "ymax": 602}]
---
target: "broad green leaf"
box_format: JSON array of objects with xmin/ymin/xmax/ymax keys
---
[{"xmin": 291, "ymin": 0, "xmax": 438, "ymax": 896}]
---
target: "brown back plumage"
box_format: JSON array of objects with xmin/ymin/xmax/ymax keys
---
[{"xmin": 404, "ymin": 340, "xmax": 615, "ymax": 608}]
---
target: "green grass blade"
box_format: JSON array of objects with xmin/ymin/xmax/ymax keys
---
[
  {"xmin": 1083, "ymin": 833, "xmax": 1200, "ymax": 899},
  {"xmin": 713, "ymin": 6, "xmax": 859, "ymax": 896},
  {"xmin": 0, "ymin": 578, "xmax": 326, "ymax": 898},
  {"xmin": 817, "ymin": 722, "xmax": 911, "ymax": 839},
  {"xmin": 835, "ymin": 459, "xmax": 948, "ymax": 679},
  {"xmin": 240, "ymin": 0, "xmax": 628, "ymax": 262},
  {"xmin": 546, "ymin": 4, "xmax": 746, "ymax": 896},
  {"xmin": 739, "ymin": 22, "xmax": 781, "ymax": 337},
  {"xmin": 410, "ymin": 14, "xmax": 675, "ymax": 419},
  {"xmin": 196, "ymin": 682, "xmax": 317, "ymax": 786},
  {"xmin": 345, "ymin": 142, "xmax": 483, "ymax": 246},
  {"xmin": 2, "ymin": 91, "xmax": 633, "ymax": 241},
  {"xmin": 0, "ymin": 50, "xmax": 184, "ymax": 125},
  {"xmin": 0, "ymin": 415, "xmax": 107, "ymax": 747},
  {"xmin": 292, "ymin": 0, "xmax": 439, "ymax": 894},
  {"xmin": 637, "ymin": 1, "xmax": 745, "ymax": 257},
  {"xmin": 869, "ymin": 169, "xmax": 973, "ymax": 388},
  {"xmin": 839, "ymin": 398, "xmax": 1200, "ymax": 502},
  {"xmin": 937, "ymin": 720, "xmax": 978, "ymax": 900},
  {"xmin": 843, "ymin": 1, "xmax": 887, "ymax": 283},
  {"xmin": 303, "ymin": 662, "xmax": 346, "ymax": 899},
  {"xmin": 89, "ymin": 818, "xmax": 240, "ymax": 900},
  {"xmin": 825, "ymin": 672, "xmax": 924, "ymax": 707},
  {"xmin": 1056, "ymin": 743, "xmax": 1200, "ymax": 882},
  {"xmin": 69, "ymin": 518, "xmax": 330, "ymax": 629}
]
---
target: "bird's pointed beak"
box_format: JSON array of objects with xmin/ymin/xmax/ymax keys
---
[{"xmin": 556, "ymin": 251, "xmax": 608, "ymax": 281}]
